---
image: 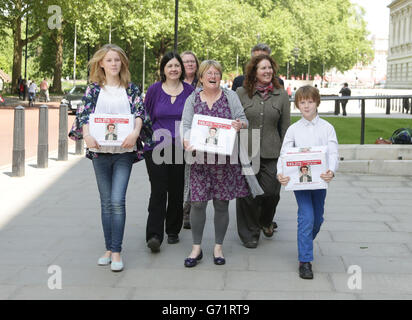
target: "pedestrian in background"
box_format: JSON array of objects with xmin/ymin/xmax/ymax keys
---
[
  {"xmin": 19, "ymin": 79, "xmax": 25, "ymax": 100},
  {"xmin": 143, "ymin": 51, "xmax": 194, "ymax": 253},
  {"xmin": 28, "ymin": 80, "xmax": 37, "ymax": 107},
  {"xmin": 339, "ymin": 82, "xmax": 351, "ymax": 116},
  {"xmin": 235, "ymin": 54, "xmax": 290, "ymax": 249},
  {"xmin": 40, "ymin": 78, "xmax": 50, "ymax": 102}
]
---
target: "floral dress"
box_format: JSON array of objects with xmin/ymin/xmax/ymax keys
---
[{"xmin": 190, "ymin": 91, "xmax": 249, "ymax": 202}]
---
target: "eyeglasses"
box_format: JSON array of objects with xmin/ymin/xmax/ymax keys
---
[
  {"xmin": 183, "ymin": 60, "xmax": 196, "ymax": 64},
  {"xmin": 205, "ymin": 71, "xmax": 221, "ymax": 77}
]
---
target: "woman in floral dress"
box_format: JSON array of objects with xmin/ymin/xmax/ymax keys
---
[{"xmin": 181, "ymin": 60, "xmax": 250, "ymax": 267}]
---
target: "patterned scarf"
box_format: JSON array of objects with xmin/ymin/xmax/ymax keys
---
[{"xmin": 255, "ymin": 82, "xmax": 274, "ymax": 100}]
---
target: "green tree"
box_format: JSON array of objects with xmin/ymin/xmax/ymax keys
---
[{"xmin": 0, "ymin": 0, "xmax": 50, "ymax": 91}]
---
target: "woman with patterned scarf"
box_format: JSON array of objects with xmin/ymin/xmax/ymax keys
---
[{"xmin": 235, "ymin": 54, "xmax": 290, "ymax": 249}]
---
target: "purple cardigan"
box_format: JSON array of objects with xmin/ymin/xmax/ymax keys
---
[{"xmin": 143, "ymin": 81, "xmax": 194, "ymax": 151}]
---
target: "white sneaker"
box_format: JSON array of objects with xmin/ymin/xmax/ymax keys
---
[
  {"xmin": 97, "ymin": 256, "xmax": 111, "ymax": 266},
  {"xmin": 111, "ymin": 259, "xmax": 124, "ymax": 272}
]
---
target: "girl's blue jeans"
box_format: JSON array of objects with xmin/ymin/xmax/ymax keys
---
[
  {"xmin": 293, "ymin": 189, "xmax": 327, "ymax": 263},
  {"xmin": 92, "ymin": 152, "xmax": 134, "ymax": 253}
]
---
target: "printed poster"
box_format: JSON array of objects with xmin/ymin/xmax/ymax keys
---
[
  {"xmin": 189, "ymin": 114, "xmax": 237, "ymax": 156},
  {"xmin": 282, "ymin": 146, "xmax": 328, "ymax": 191},
  {"xmin": 89, "ymin": 113, "xmax": 134, "ymax": 146}
]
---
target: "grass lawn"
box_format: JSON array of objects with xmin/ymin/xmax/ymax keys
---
[{"xmin": 291, "ymin": 116, "xmax": 412, "ymax": 144}]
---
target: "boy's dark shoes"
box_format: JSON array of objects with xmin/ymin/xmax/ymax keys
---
[{"xmin": 299, "ymin": 262, "xmax": 314, "ymax": 280}]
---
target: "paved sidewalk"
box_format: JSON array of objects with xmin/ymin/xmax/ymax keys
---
[{"xmin": 1, "ymin": 147, "xmax": 412, "ymax": 300}]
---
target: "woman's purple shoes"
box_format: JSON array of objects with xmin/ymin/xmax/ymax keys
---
[
  {"xmin": 213, "ymin": 255, "xmax": 226, "ymax": 265},
  {"xmin": 184, "ymin": 250, "xmax": 203, "ymax": 268}
]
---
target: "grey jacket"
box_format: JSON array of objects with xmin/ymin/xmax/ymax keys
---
[
  {"xmin": 181, "ymin": 88, "xmax": 264, "ymax": 200},
  {"xmin": 236, "ymin": 86, "xmax": 290, "ymax": 159}
]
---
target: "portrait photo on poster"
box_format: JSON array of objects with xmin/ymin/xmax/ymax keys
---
[
  {"xmin": 282, "ymin": 146, "xmax": 328, "ymax": 191},
  {"xmin": 189, "ymin": 114, "xmax": 237, "ymax": 156},
  {"xmin": 89, "ymin": 113, "xmax": 134, "ymax": 146}
]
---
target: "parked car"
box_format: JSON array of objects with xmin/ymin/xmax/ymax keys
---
[
  {"xmin": 60, "ymin": 85, "xmax": 87, "ymax": 114},
  {"xmin": 374, "ymin": 80, "xmax": 386, "ymax": 88}
]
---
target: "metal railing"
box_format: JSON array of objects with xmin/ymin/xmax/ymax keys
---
[{"xmin": 290, "ymin": 95, "xmax": 412, "ymax": 144}]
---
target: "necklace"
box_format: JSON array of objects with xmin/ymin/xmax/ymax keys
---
[{"xmin": 163, "ymin": 82, "xmax": 182, "ymax": 97}]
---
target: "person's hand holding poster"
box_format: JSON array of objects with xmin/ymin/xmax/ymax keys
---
[
  {"xmin": 89, "ymin": 113, "xmax": 134, "ymax": 146},
  {"xmin": 281, "ymin": 146, "xmax": 328, "ymax": 191}
]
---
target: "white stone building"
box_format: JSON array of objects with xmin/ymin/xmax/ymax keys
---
[{"xmin": 386, "ymin": 0, "xmax": 412, "ymax": 88}]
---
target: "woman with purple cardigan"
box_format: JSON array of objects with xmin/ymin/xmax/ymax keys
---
[{"xmin": 144, "ymin": 52, "xmax": 194, "ymax": 253}]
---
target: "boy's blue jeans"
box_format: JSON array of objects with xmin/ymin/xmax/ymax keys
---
[
  {"xmin": 92, "ymin": 152, "xmax": 134, "ymax": 253},
  {"xmin": 293, "ymin": 189, "xmax": 327, "ymax": 263}
]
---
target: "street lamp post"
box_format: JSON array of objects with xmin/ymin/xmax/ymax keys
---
[
  {"xmin": 174, "ymin": 0, "xmax": 179, "ymax": 53},
  {"xmin": 142, "ymin": 40, "xmax": 146, "ymax": 93},
  {"xmin": 87, "ymin": 43, "xmax": 90, "ymax": 80},
  {"xmin": 24, "ymin": 14, "xmax": 28, "ymax": 80},
  {"xmin": 73, "ymin": 23, "xmax": 77, "ymax": 86}
]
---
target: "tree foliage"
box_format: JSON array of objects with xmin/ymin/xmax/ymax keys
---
[{"xmin": 0, "ymin": 0, "xmax": 374, "ymax": 91}]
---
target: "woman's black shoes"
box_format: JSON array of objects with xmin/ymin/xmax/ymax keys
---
[
  {"xmin": 213, "ymin": 255, "xmax": 226, "ymax": 265},
  {"xmin": 262, "ymin": 221, "xmax": 277, "ymax": 238},
  {"xmin": 147, "ymin": 236, "xmax": 161, "ymax": 253},
  {"xmin": 184, "ymin": 250, "xmax": 203, "ymax": 268},
  {"xmin": 167, "ymin": 234, "xmax": 179, "ymax": 244}
]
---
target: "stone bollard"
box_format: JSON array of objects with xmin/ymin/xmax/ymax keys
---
[
  {"xmin": 12, "ymin": 106, "xmax": 25, "ymax": 177},
  {"xmin": 37, "ymin": 105, "xmax": 49, "ymax": 168},
  {"xmin": 58, "ymin": 103, "xmax": 68, "ymax": 161},
  {"xmin": 75, "ymin": 139, "xmax": 84, "ymax": 155}
]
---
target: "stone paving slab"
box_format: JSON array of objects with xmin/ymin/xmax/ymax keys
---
[
  {"xmin": 130, "ymin": 288, "xmax": 247, "ymax": 300},
  {"xmin": 387, "ymin": 222, "xmax": 412, "ymax": 232},
  {"xmin": 318, "ymin": 242, "xmax": 412, "ymax": 257},
  {"xmin": 330, "ymin": 273, "xmax": 412, "ymax": 295},
  {"xmin": 0, "ymin": 286, "xmax": 19, "ymax": 300},
  {"xmin": 9, "ymin": 285, "xmax": 134, "ymax": 300},
  {"xmin": 341, "ymin": 256, "xmax": 412, "ymax": 274},
  {"xmin": 246, "ymin": 291, "xmax": 357, "ymax": 300},
  {"xmin": 330, "ymin": 231, "xmax": 412, "ymax": 243},
  {"xmin": 224, "ymin": 271, "xmax": 333, "ymax": 292},
  {"xmin": 1, "ymin": 148, "xmax": 412, "ymax": 300}
]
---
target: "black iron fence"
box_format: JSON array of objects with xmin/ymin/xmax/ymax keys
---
[{"xmin": 290, "ymin": 95, "xmax": 412, "ymax": 145}]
